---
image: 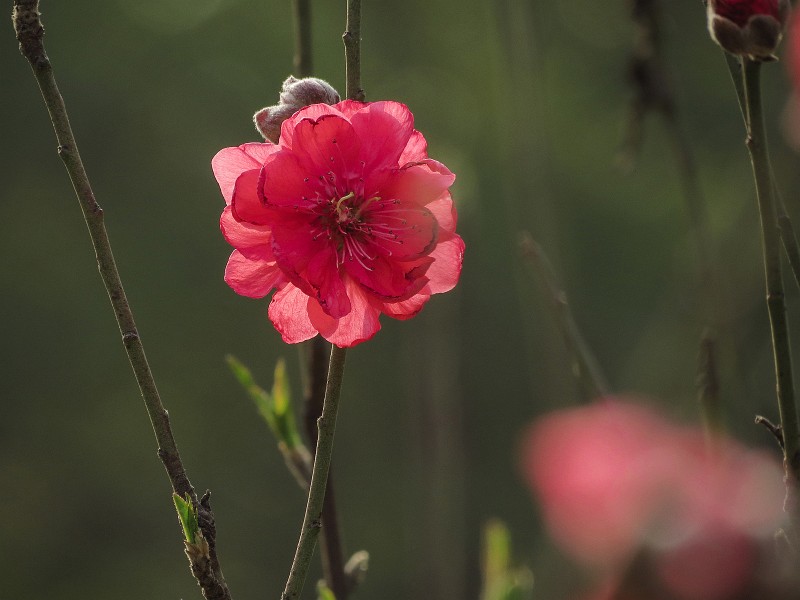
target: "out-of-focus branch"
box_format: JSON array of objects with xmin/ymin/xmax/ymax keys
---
[
  {"xmin": 520, "ymin": 233, "xmax": 609, "ymax": 401},
  {"xmin": 12, "ymin": 2, "xmax": 231, "ymax": 598}
]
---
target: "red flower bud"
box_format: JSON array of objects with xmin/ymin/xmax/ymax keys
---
[{"xmin": 707, "ymin": 0, "xmax": 790, "ymax": 60}]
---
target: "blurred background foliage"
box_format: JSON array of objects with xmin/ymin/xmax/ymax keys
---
[{"xmin": 2, "ymin": 0, "xmax": 799, "ymax": 598}]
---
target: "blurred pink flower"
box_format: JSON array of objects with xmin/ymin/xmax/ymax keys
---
[
  {"xmin": 521, "ymin": 399, "xmax": 785, "ymax": 599},
  {"xmin": 213, "ymin": 100, "xmax": 464, "ymax": 347},
  {"xmin": 790, "ymin": 8, "xmax": 800, "ymax": 85}
]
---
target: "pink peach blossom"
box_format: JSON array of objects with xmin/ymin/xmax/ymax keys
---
[
  {"xmin": 213, "ymin": 100, "xmax": 464, "ymax": 347},
  {"xmin": 521, "ymin": 399, "xmax": 785, "ymax": 599}
]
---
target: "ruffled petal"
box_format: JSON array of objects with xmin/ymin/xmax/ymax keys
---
[
  {"xmin": 306, "ymin": 247, "xmax": 351, "ymax": 318},
  {"xmin": 224, "ymin": 248, "xmax": 284, "ymax": 298},
  {"xmin": 212, "ymin": 143, "xmax": 278, "ymax": 205},
  {"xmin": 280, "ymin": 103, "xmax": 348, "ymax": 149},
  {"xmin": 220, "ymin": 206, "xmax": 271, "ymax": 249},
  {"xmin": 231, "ymin": 169, "xmax": 269, "ymax": 225},
  {"xmin": 349, "ymin": 101, "xmax": 415, "ymax": 171},
  {"xmin": 377, "ymin": 289, "xmax": 431, "ymax": 320},
  {"xmin": 426, "ymin": 192, "xmax": 458, "ymax": 235},
  {"xmin": 425, "ymin": 234, "xmax": 465, "ymax": 294},
  {"xmin": 360, "ymin": 199, "xmax": 439, "ymax": 260},
  {"xmin": 398, "ymin": 130, "xmax": 429, "ymax": 165},
  {"xmin": 308, "ymin": 277, "xmax": 381, "ymax": 347},
  {"xmin": 260, "ymin": 150, "xmax": 324, "ymax": 210},
  {"xmin": 344, "ymin": 252, "xmax": 431, "ymax": 301},
  {"xmin": 270, "ymin": 212, "xmax": 333, "ymax": 294},
  {"xmin": 378, "ymin": 159, "xmax": 456, "ymax": 208},
  {"xmin": 332, "ymin": 99, "xmax": 368, "ymax": 119},
  {"xmin": 291, "ymin": 114, "xmax": 362, "ymax": 186},
  {"xmin": 268, "ymin": 284, "xmax": 319, "ymax": 343}
]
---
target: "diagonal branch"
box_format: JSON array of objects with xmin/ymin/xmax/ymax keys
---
[{"xmin": 12, "ymin": 2, "xmax": 231, "ymax": 598}]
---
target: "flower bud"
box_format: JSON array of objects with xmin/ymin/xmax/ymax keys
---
[
  {"xmin": 707, "ymin": 0, "xmax": 790, "ymax": 60},
  {"xmin": 253, "ymin": 76, "xmax": 341, "ymax": 143}
]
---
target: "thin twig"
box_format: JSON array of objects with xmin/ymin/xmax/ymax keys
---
[
  {"xmin": 302, "ymin": 338, "xmax": 348, "ymax": 599},
  {"xmin": 342, "ymin": 0, "xmax": 364, "ymax": 102},
  {"xmin": 282, "ymin": 345, "xmax": 348, "ymax": 599},
  {"xmin": 291, "ymin": 0, "xmax": 312, "ymax": 77},
  {"xmin": 721, "ymin": 52, "xmax": 800, "ymax": 291},
  {"xmin": 12, "ymin": 2, "xmax": 231, "ymax": 598},
  {"xmin": 742, "ymin": 58, "xmax": 800, "ymax": 538},
  {"xmin": 520, "ymin": 233, "xmax": 609, "ymax": 401}
]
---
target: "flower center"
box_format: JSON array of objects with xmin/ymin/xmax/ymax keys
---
[{"xmin": 325, "ymin": 191, "xmax": 383, "ymax": 271}]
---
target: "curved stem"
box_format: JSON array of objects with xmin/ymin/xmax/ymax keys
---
[
  {"xmin": 12, "ymin": 2, "xmax": 231, "ymax": 596},
  {"xmin": 282, "ymin": 345, "xmax": 348, "ymax": 599},
  {"xmin": 742, "ymin": 59, "xmax": 800, "ymax": 536}
]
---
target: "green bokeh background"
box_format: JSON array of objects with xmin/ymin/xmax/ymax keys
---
[{"xmin": 3, "ymin": 1, "xmax": 800, "ymax": 598}]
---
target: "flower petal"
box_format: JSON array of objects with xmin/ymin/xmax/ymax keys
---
[
  {"xmin": 426, "ymin": 192, "xmax": 458, "ymax": 235},
  {"xmin": 360, "ymin": 200, "xmax": 439, "ymax": 261},
  {"xmin": 306, "ymin": 247, "xmax": 351, "ymax": 319},
  {"xmin": 280, "ymin": 103, "xmax": 348, "ymax": 149},
  {"xmin": 291, "ymin": 114, "xmax": 362, "ymax": 187},
  {"xmin": 332, "ymin": 99, "xmax": 368, "ymax": 119},
  {"xmin": 377, "ymin": 290, "xmax": 431, "ymax": 320},
  {"xmin": 399, "ymin": 130, "xmax": 429, "ymax": 164},
  {"xmin": 425, "ymin": 234, "xmax": 465, "ymax": 294},
  {"xmin": 378, "ymin": 159, "xmax": 456, "ymax": 208},
  {"xmin": 344, "ymin": 252, "xmax": 431, "ymax": 301},
  {"xmin": 231, "ymin": 169, "xmax": 270, "ymax": 225},
  {"xmin": 220, "ymin": 206, "xmax": 271, "ymax": 249},
  {"xmin": 260, "ymin": 150, "xmax": 323, "ymax": 210},
  {"xmin": 349, "ymin": 101, "xmax": 415, "ymax": 171},
  {"xmin": 224, "ymin": 248, "xmax": 284, "ymax": 298},
  {"xmin": 212, "ymin": 143, "xmax": 278, "ymax": 205},
  {"xmin": 308, "ymin": 277, "xmax": 381, "ymax": 347},
  {"xmin": 268, "ymin": 284, "xmax": 319, "ymax": 343}
]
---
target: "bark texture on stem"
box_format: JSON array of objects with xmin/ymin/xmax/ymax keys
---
[
  {"xmin": 742, "ymin": 58, "xmax": 800, "ymax": 539},
  {"xmin": 343, "ymin": 0, "xmax": 364, "ymax": 101},
  {"xmin": 13, "ymin": 3, "xmax": 231, "ymax": 597},
  {"xmin": 303, "ymin": 338, "xmax": 349, "ymax": 599},
  {"xmin": 282, "ymin": 345, "xmax": 348, "ymax": 599}
]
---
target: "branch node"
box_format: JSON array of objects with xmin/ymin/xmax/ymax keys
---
[{"xmin": 755, "ymin": 414, "xmax": 785, "ymax": 449}]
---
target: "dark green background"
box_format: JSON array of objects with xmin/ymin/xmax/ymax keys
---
[{"xmin": 3, "ymin": 1, "xmax": 799, "ymax": 598}]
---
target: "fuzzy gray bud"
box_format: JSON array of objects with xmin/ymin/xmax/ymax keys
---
[{"xmin": 254, "ymin": 76, "xmax": 341, "ymax": 143}]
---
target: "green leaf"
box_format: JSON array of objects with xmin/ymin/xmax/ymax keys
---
[
  {"xmin": 481, "ymin": 519, "xmax": 534, "ymax": 600},
  {"xmin": 172, "ymin": 492, "xmax": 199, "ymax": 543},
  {"xmin": 226, "ymin": 354, "xmax": 302, "ymax": 449},
  {"xmin": 271, "ymin": 358, "xmax": 302, "ymax": 449},
  {"xmin": 226, "ymin": 354, "xmax": 278, "ymax": 433},
  {"xmin": 316, "ymin": 581, "xmax": 336, "ymax": 600}
]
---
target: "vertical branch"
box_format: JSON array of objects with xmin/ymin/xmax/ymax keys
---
[
  {"xmin": 291, "ymin": 0, "xmax": 313, "ymax": 77},
  {"xmin": 282, "ymin": 345, "xmax": 348, "ymax": 599},
  {"xmin": 302, "ymin": 338, "xmax": 348, "ymax": 599},
  {"xmin": 742, "ymin": 58, "xmax": 800, "ymax": 537},
  {"xmin": 343, "ymin": 0, "xmax": 364, "ymax": 101},
  {"xmin": 12, "ymin": 2, "xmax": 231, "ymax": 598}
]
